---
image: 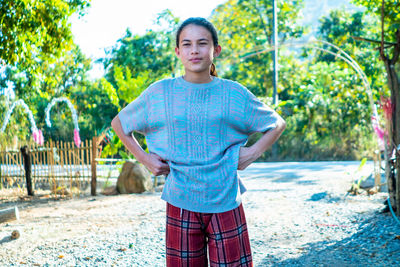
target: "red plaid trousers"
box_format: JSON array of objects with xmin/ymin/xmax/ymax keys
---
[{"xmin": 166, "ymin": 202, "xmax": 253, "ymax": 267}]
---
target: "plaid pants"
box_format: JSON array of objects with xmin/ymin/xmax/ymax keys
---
[{"xmin": 166, "ymin": 202, "xmax": 253, "ymax": 267}]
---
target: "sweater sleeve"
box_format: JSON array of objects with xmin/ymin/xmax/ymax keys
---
[
  {"xmin": 117, "ymin": 90, "xmax": 149, "ymax": 136},
  {"xmin": 244, "ymin": 89, "xmax": 280, "ymax": 134}
]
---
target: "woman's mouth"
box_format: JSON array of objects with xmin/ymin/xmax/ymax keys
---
[{"xmin": 190, "ymin": 58, "xmax": 202, "ymax": 63}]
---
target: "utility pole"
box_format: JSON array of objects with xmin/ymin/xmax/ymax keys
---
[
  {"xmin": 272, "ymin": 0, "xmax": 279, "ymax": 158},
  {"xmin": 272, "ymin": 0, "xmax": 278, "ymax": 105}
]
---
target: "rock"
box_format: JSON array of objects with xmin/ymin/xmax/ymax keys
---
[
  {"xmin": 357, "ymin": 174, "xmax": 375, "ymax": 189},
  {"xmin": 101, "ymin": 186, "xmax": 118, "ymax": 196},
  {"xmin": 11, "ymin": 230, "xmax": 20, "ymax": 240},
  {"xmin": 117, "ymin": 161, "xmax": 153, "ymax": 194}
]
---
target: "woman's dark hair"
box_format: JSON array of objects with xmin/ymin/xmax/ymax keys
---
[{"xmin": 176, "ymin": 17, "xmax": 219, "ymax": 77}]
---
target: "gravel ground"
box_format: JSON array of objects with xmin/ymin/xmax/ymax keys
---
[{"xmin": 0, "ymin": 161, "xmax": 399, "ymax": 266}]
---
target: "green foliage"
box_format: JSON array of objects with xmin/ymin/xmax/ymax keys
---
[
  {"xmin": 1, "ymin": 1, "xmax": 390, "ymax": 162},
  {"xmin": 250, "ymin": 58, "xmax": 376, "ymax": 161},
  {"xmin": 208, "ymin": 2, "xmax": 380, "ymax": 160},
  {"xmin": 0, "ymin": 1, "xmax": 93, "ymax": 144},
  {"xmin": 69, "ymin": 78, "xmax": 119, "ymax": 141},
  {"xmin": 0, "ymin": 44, "xmax": 102, "ymax": 143},
  {"xmin": 100, "ymin": 134, "xmax": 124, "ymax": 158},
  {"xmin": 352, "ymin": 0, "xmax": 400, "ymax": 43},
  {"xmin": 316, "ymin": 9, "xmax": 387, "ymax": 94},
  {"xmin": 347, "ymin": 157, "xmax": 369, "ymax": 194},
  {"xmin": 210, "ymin": 0, "xmax": 307, "ymax": 95},
  {"xmin": 0, "ymin": 0, "xmax": 90, "ymax": 70},
  {"xmin": 103, "ymin": 10, "xmax": 180, "ymax": 93},
  {"xmin": 113, "ymin": 66, "xmax": 152, "ymax": 104}
]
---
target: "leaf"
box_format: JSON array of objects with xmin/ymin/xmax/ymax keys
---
[
  {"xmin": 357, "ymin": 158, "xmax": 368, "ymax": 172},
  {"xmin": 119, "ymin": 151, "xmax": 130, "ymax": 159}
]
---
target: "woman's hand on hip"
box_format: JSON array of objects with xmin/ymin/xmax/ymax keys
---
[
  {"xmin": 142, "ymin": 152, "xmax": 170, "ymax": 176},
  {"xmin": 237, "ymin": 146, "xmax": 259, "ymax": 171}
]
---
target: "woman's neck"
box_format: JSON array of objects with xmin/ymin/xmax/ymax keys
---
[{"xmin": 183, "ymin": 72, "xmax": 213, "ymax": 84}]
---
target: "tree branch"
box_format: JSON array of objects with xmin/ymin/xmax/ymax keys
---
[
  {"xmin": 374, "ymin": 45, "xmax": 394, "ymax": 51},
  {"xmin": 253, "ymin": 0, "xmax": 270, "ymax": 44},
  {"xmin": 351, "ymin": 36, "xmax": 396, "ymax": 46}
]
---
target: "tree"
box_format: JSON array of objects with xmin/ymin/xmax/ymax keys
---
[
  {"xmin": 352, "ymin": 0, "xmax": 400, "ymax": 215},
  {"xmin": 70, "ymin": 78, "xmax": 119, "ymax": 141},
  {"xmin": 318, "ymin": 9, "xmax": 386, "ymax": 83},
  {"xmin": 0, "ymin": 1, "xmax": 98, "ymax": 144},
  {"xmin": 0, "ymin": 44, "xmax": 98, "ymax": 143},
  {"xmin": 209, "ymin": 0, "xmax": 306, "ymax": 96},
  {"xmin": 209, "ymin": 1, "xmax": 378, "ymax": 161},
  {"xmin": 103, "ymin": 10, "xmax": 180, "ymax": 94},
  {"xmin": 0, "ymin": 0, "xmax": 90, "ymax": 71}
]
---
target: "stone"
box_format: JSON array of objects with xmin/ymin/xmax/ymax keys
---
[
  {"xmin": 358, "ymin": 174, "xmax": 375, "ymax": 189},
  {"xmin": 11, "ymin": 230, "xmax": 20, "ymax": 240},
  {"xmin": 101, "ymin": 186, "xmax": 118, "ymax": 196},
  {"xmin": 117, "ymin": 161, "xmax": 153, "ymax": 194}
]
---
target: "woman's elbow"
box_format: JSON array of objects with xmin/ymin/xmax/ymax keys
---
[
  {"xmin": 111, "ymin": 115, "xmax": 120, "ymax": 130},
  {"xmin": 277, "ymin": 118, "xmax": 286, "ymax": 132},
  {"xmin": 281, "ymin": 119, "xmax": 287, "ymax": 129}
]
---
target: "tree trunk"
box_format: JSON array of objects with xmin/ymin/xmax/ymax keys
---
[
  {"xmin": 379, "ymin": 0, "xmax": 400, "ymax": 214},
  {"xmin": 392, "ymin": 68, "xmax": 400, "ymax": 216},
  {"xmin": 383, "ymin": 57, "xmax": 400, "ymax": 215},
  {"xmin": 91, "ymin": 137, "xmax": 98, "ymax": 196},
  {"xmin": 20, "ymin": 145, "xmax": 34, "ymax": 196}
]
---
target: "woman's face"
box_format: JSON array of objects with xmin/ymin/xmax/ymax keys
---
[{"xmin": 175, "ymin": 24, "xmax": 221, "ymax": 76}]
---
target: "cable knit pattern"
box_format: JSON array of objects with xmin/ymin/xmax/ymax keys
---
[{"xmin": 118, "ymin": 76, "xmax": 280, "ymax": 212}]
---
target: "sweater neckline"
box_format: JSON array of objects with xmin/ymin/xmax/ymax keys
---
[{"xmin": 177, "ymin": 76, "xmax": 221, "ymax": 89}]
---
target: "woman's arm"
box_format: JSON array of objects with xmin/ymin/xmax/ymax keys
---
[
  {"xmin": 237, "ymin": 116, "xmax": 286, "ymax": 170},
  {"xmin": 111, "ymin": 115, "xmax": 170, "ymax": 176}
]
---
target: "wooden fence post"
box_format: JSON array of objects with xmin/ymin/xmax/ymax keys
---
[
  {"xmin": 91, "ymin": 137, "xmax": 98, "ymax": 196},
  {"xmin": 20, "ymin": 145, "xmax": 34, "ymax": 196}
]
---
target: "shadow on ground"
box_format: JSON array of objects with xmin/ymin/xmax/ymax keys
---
[{"xmin": 259, "ymin": 210, "xmax": 400, "ymax": 266}]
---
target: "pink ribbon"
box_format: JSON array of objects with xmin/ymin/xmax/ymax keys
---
[
  {"xmin": 74, "ymin": 128, "xmax": 81, "ymax": 148},
  {"xmin": 33, "ymin": 129, "xmax": 44, "ymax": 146}
]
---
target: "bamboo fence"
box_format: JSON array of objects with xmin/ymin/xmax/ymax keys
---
[{"xmin": 0, "ymin": 137, "xmax": 101, "ymax": 196}]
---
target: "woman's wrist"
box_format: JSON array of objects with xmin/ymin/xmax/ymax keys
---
[
  {"xmin": 135, "ymin": 150, "xmax": 149, "ymax": 164},
  {"xmin": 248, "ymin": 145, "xmax": 263, "ymax": 160}
]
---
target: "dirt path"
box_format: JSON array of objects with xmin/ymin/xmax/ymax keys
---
[{"xmin": 0, "ymin": 161, "xmax": 399, "ymax": 266}]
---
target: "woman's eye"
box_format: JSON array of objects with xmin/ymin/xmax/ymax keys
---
[
  {"xmin": 183, "ymin": 44, "xmax": 190, "ymax": 46},
  {"xmin": 200, "ymin": 43, "xmax": 207, "ymax": 45}
]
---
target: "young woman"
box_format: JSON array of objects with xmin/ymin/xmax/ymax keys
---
[{"xmin": 111, "ymin": 17, "xmax": 286, "ymax": 267}]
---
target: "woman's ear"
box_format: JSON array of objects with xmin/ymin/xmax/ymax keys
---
[
  {"xmin": 214, "ymin": 45, "xmax": 222, "ymax": 57},
  {"xmin": 175, "ymin": 47, "xmax": 180, "ymax": 57}
]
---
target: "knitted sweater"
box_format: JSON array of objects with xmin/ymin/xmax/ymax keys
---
[{"xmin": 118, "ymin": 76, "xmax": 280, "ymax": 213}]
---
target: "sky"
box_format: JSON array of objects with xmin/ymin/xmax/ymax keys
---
[{"xmin": 70, "ymin": 0, "xmax": 227, "ymax": 79}]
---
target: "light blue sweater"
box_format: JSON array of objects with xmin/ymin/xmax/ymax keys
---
[{"xmin": 118, "ymin": 76, "xmax": 280, "ymax": 213}]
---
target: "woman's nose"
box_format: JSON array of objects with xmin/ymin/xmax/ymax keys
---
[{"xmin": 191, "ymin": 45, "xmax": 199, "ymax": 54}]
